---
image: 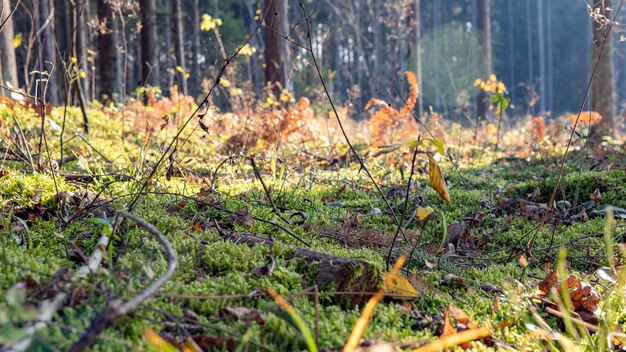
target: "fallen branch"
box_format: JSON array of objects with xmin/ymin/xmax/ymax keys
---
[
  {"xmin": 69, "ymin": 210, "xmax": 178, "ymax": 352},
  {"xmin": 9, "ymin": 216, "xmax": 112, "ymax": 351}
]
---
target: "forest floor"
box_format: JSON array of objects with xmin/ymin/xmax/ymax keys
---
[{"xmin": 1, "ymin": 101, "xmax": 626, "ymax": 351}]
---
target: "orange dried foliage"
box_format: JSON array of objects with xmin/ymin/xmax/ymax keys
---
[
  {"xmin": 224, "ymin": 97, "xmax": 314, "ymax": 152},
  {"xmin": 565, "ymin": 111, "xmax": 603, "ymax": 128},
  {"xmin": 537, "ymin": 270, "xmax": 600, "ymax": 325},
  {"xmin": 530, "ymin": 116, "xmax": 545, "ymax": 142},
  {"xmin": 366, "ymin": 71, "xmax": 421, "ymax": 146},
  {"xmin": 125, "ymin": 85, "xmax": 197, "ymax": 135}
]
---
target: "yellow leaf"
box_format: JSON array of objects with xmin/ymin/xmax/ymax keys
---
[
  {"xmin": 13, "ymin": 33, "xmax": 22, "ymax": 48},
  {"xmin": 176, "ymin": 66, "xmax": 184, "ymax": 73},
  {"xmin": 415, "ymin": 206, "xmax": 434, "ymax": 222},
  {"xmin": 427, "ymin": 154, "xmax": 451, "ymax": 204},
  {"xmin": 220, "ymin": 77, "xmax": 230, "ymax": 88},
  {"xmin": 143, "ymin": 329, "xmax": 178, "ymax": 352},
  {"xmin": 384, "ymin": 273, "xmax": 419, "ymax": 298}
]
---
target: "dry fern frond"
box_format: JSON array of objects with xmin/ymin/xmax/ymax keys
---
[
  {"xmin": 566, "ymin": 111, "xmax": 602, "ymax": 128},
  {"xmin": 366, "ymin": 71, "xmax": 421, "ymax": 146},
  {"xmin": 530, "ymin": 116, "xmax": 545, "ymax": 142},
  {"xmin": 400, "ymin": 71, "xmax": 419, "ymax": 118}
]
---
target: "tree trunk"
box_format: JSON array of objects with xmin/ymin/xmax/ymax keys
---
[
  {"xmin": 263, "ymin": 0, "xmax": 291, "ymax": 97},
  {"xmin": 172, "ymin": 0, "xmax": 187, "ymax": 95},
  {"xmin": 162, "ymin": 1, "xmax": 172, "ymax": 92},
  {"xmin": 590, "ymin": 0, "xmax": 615, "ymax": 142},
  {"xmin": 190, "ymin": 0, "xmax": 200, "ymax": 93},
  {"xmin": 526, "ymin": 0, "xmax": 534, "ymax": 114},
  {"xmin": 414, "ymin": 0, "xmax": 423, "ymax": 117},
  {"xmin": 140, "ymin": 0, "xmax": 159, "ymax": 87},
  {"xmin": 476, "ymin": 0, "xmax": 492, "ymax": 121},
  {"xmin": 76, "ymin": 0, "xmax": 90, "ymax": 100},
  {"xmin": 506, "ymin": 0, "xmax": 515, "ymax": 104},
  {"xmin": 221, "ymin": 231, "xmax": 383, "ymax": 308},
  {"xmin": 546, "ymin": 2, "xmax": 554, "ymax": 114},
  {"xmin": 53, "ymin": 0, "xmax": 70, "ymax": 101},
  {"xmin": 37, "ymin": 0, "xmax": 57, "ymax": 103},
  {"xmin": 536, "ymin": 0, "xmax": 547, "ymax": 115},
  {"xmin": 0, "ymin": 0, "xmax": 19, "ymax": 96},
  {"xmin": 97, "ymin": 0, "xmax": 121, "ymax": 102}
]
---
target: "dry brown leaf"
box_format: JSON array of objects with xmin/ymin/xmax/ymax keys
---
[{"xmin": 439, "ymin": 308, "xmax": 457, "ymax": 337}]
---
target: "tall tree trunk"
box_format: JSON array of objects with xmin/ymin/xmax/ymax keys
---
[
  {"xmin": 162, "ymin": 0, "xmax": 172, "ymax": 91},
  {"xmin": 53, "ymin": 0, "xmax": 70, "ymax": 101},
  {"xmin": 37, "ymin": 0, "xmax": 57, "ymax": 103},
  {"xmin": 97, "ymin": 0, "xmax": 121, "ymax": 101},
  {"xmin": 546, "ymin": 1, "xmax": 554, "ymax": 113},
  {"xmin": 140, "ymin": 0, "xmax": 159, "ymax": 87},
  {"xmin": 76, "ymin": 0, "xmax": 89, "ymax": 100},
  {"xmin": 172, "ymin": 0, "xmax": 187, "ymax": 95},
  {"xmin": 263, "ymin": 0, "xmax": 290, "ymax": 97},
  {"xmin": 0, "ymin": 0, "xmax": 19, "ymax": 96},
  {"xmin": 372, "ymin": 0, "xmax": 381, "ymax": 101},
  {"xmin": 536, "ymin": 0, "xmax": 547, "ymax": 115},
  {"xmin": 526, "ymin": 0, "xmax": 534, "ymax": 114},
  {"xmin": 506, "ymin": 0, "xmax": 515, "ymax": 104},
  {"xmin": 190, "ymin": 0, "xmax": 200, "ymax": 93},
  {"xmin": 66, "ymin": 0, "xmax": 89, "ymax": 131},
  {"xmin": 476, "ymin": 0, "xmax": 492, "ymax": 121},
  {"xmin": 414, "ymin": 0, "xmax": 423, "ymax": 116},
  {"xmin": 590, "ymin": 0, "xmax": 615, "ymax": 142}
]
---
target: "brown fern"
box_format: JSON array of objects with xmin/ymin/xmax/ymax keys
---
[
  {"xmin": 400, "ymin": 71, "xmax": 419, "ymax": 118},
  {"xmin": 530, "ymin": 116, "xmax": 545, "ymax": 142},
  {"xmin": 366, "ymin": 71, "xmax": 421, "ymax": 146}
]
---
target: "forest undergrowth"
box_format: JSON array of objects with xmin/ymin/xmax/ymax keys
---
[{"xmin": 0, "ymin": 87, "xmax": 626, "ymax": 351}]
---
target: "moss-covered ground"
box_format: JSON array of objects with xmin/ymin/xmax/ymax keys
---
[{"xmin": 1, "ymin": 105, "xmax": 625, "ymax": 351}]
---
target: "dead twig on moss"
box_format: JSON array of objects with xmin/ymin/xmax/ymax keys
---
[
  {"xmin": 69, "ymin": 209, "xmax": 178, "ymax": 352},
  {"xmin": 9, "ymin": 212, "xmax": 111, "ymax": 352}
]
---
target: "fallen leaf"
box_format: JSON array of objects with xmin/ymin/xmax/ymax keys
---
[
  {"xmin": 590, "ymin": 188, "xmax": 602, "ymax": 203},
  {"xmin": 427, "ymin": 154, "xmax": 451, "ymax": 204},
  {"xmin": 384, "ymin": 273, "xmax": 419, "ymax": 298},
  {"xmin": 441, "ymin": 273, "xmax": 465, "ymax": 287},
  {"xmin": 448, "ymin": 305, "xmax": 477, "ymax": 329},
  {"xmin": 415, "ymin": 206, "xmax": 434, "ymax": 222},
  {"xmin": 438, "ymin": 308, "xmax": 457, "ymax": 337},
  {"xmin": 219, "ymin": 307, "xmax": 265, "ymax": 325}
]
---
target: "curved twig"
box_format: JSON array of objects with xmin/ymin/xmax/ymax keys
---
[{"xmin": 69, "ymin": 210, "xmax": 178, "ymax": 352}]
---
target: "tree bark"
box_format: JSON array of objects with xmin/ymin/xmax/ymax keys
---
[
  {"xmin": 526, "ymin": 0, "xmax": 535, "ymax": 114},
  {"xmin": 37, "ymin": 0, "xmax": 57, "ymax": 103},
  {"xmin": 190, "ymin": 0, "xmax": 200, "ymax": 93},
  {"xmin": 54, "ymin": 0, "xmax": 70, "ymax": 101},
  {"xmin": 75, "ymin": 0, "xmax": 90, "ymax": 101},
  {"xmin": 536, "ymin": 0, "xmax": 547, "ymax": 115},
  {"xmin": 590, "ymin": 0, "xmax": 615, "ymax": 142},
  {"xmin": 0, "ymin": 0, "xmax": 19, "ymax": 96},
  {"xmin": 221, "ymin": 231, "xmax": 383, "ymax": 308},
  {"xmin": 172, "ymin": 0, "xmax": 187, "ymax": 95},
  {"xmin": 263, "ymin": 0, "xmax": 291, "ymax": 97},
  {"xmin": 414, "ymin": 0, "xmax": 423, "ymax": 117},
  {"xmin": 476, "ymin": 0, "xmax": 492, "ymax": 121},
  {"xmin": 97, "ymin": 0, "xmax": 121, "ymax": 102},
  {"xmin": 140, "ymin": 0, "xmax": 159, "ymax": 87}
]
